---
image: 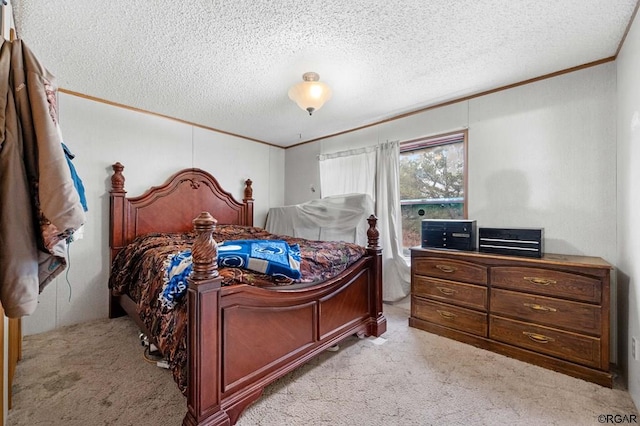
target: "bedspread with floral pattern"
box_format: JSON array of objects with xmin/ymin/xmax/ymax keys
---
[{"xmin": 108, "ymin": 224, "xmax": 366, "ymax": 393}]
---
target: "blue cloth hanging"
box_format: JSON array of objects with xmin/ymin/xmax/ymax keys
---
[{"xmin": 61, "ymin": 143, "xmax": 88, "ymax": 212}]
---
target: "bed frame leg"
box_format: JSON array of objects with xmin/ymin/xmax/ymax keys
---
[
  {"xmin": 367, "ymin": 246, "xmax": 387, "ymax": 338},
  {"xmin": 108, "ymin": 294, "xmax": 126, "ymax": 318},
  {"xmin": 183, "ymin": 410, "xmax": 229, "ymax": 426},
  {"xmin": 182, "ymin": 273, "xmax": 229, "ymax": 426}
]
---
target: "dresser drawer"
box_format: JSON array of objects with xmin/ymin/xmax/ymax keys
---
[
  {"xmin": 491, "ymin": 289, "xmax": 601, "ymax": 335},
  {"xmin": 412, "ymin": 297, "xmax": 487, "ymax": 337},
  {"xmin": 413, "ymin": 258, "xmax": 487, "ymax": 285},
  {"xmin": 413, "ymin": 276, "xmax": 487, "ymax": 311},
  {"xmin": 491, "ymin": 266, "xmax": 602, "ymax": 303},
  {"xmin": 490, "ymin": 316, "xmax": 602, "ymax": 369}
]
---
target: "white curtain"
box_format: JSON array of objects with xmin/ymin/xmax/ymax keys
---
[
  {"xmin": 318, "ymin": 146, "xmax": 377, "ymax": 199},
  {"xmin": 318, "ymin": 141, "xmax": 410, "ymax": 302},
  {"xmin": 376, "ymin": 141, "xmax": 411, "ymax": 301}
]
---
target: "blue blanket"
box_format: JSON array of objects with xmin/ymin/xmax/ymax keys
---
[
  {"xmin": 160, "ymin": 249, "xmax": 193, "ymax": 309},
  {"xmin": 218, "ymin": 239, "xmax": 301, "ymax": 279},
  {"xmin": 159, "ymin": 240, "xmax": 301, "ymax": 308}
]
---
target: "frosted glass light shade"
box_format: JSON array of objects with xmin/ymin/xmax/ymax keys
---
[{"xmin": 288, "ymin": 72, "xmax": 332, "ymax": 115}]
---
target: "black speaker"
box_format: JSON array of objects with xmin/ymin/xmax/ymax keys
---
[
  {"xmin": 478, "ymin": 227, "xmax": 544, "ymax": 258},
  {"xmin": 421, "ymin": 220, "xmax": 476, "ymax": 251}
]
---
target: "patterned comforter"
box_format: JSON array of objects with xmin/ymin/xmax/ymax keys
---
[{"xmin": 108, "ymin": 224, "xmax": 366, "ymax": 394}]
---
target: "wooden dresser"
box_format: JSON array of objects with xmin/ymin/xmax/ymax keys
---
[{"xmin": 409, "ymin": 248, "xmax": 613, "ymax": 387}]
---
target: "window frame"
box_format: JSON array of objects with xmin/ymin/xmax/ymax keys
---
[{"xmin": 399, "ymin": 130, "xmax": 469, "ymax": 251}]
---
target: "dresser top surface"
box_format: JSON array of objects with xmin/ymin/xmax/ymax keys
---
[{"xmin": 410, "ymin": 247, "xmax": 613, "ymax": 270}]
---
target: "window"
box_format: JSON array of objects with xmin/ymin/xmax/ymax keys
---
[{"xmin": 399, "ymin": 131, "xmax": 468, "ymax": 254}]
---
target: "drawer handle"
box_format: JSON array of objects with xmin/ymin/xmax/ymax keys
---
[
  {"xmin": 523, "ymin": 303, "xmax": 557, "ymax": 313},
  {"xmin": 437, "ymin": 310, "xmax": 457, "ymax": 320},
  {"xmin": 435, "ymin": 264, "xmax": 458, "ymax": 273},
  {"xmin": 523, "ymin": 331, "xmax": 555, "ymax": 344},
  {"xmin": 437, "ymin": 286, "xmax": 457, "ymax": 296},
  {"xmin": 523, "ymin": 276, "xmax": 557, "ymax": 286}
]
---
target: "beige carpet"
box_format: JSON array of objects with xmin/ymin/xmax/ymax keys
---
[{"xmin": 8, "ymin": 302, "xmax": 638, "ymax": 426}]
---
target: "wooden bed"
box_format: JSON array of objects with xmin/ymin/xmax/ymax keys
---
[{"xmin": 108, "ymin": 163, "xmax": 387, "ymax": 426}]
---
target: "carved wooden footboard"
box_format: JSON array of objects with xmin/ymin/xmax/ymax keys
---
[{"xmin": 108, "ymin": 163, "xmax": 386, "ymax": 426}]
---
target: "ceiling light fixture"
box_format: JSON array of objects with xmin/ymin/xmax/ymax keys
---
[{"xmin": 288, "ymin": 72, "xmax": 332, "ymax": 116}]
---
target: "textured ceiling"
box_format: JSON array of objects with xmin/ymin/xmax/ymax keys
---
[{"xmin": 10, "ymin": 0, "xmax": 639, "ymax": 147}]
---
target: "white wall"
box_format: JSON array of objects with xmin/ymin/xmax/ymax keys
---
[
  {"xmin": 284, "ymin": 141, "xmax": 322, "ymax": 205},
  {"xmin": 616, "ymin": 8, "xmax": 640, "ymax": 409},
  {"xmin": 23, "ymin": 93, "xmax": 285, "ymax": 335},
  {"xmin": 468, "ymin": 65, "xmax": 616, "ymax": 261}
]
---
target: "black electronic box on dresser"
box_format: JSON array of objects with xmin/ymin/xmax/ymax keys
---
[{"xmin": 409, "ymin": 247, "xmax": 613, "ymax": 387}]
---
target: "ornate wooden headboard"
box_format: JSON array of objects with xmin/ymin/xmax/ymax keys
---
[{"xmin": 109, "ymin": 162, "xmax": 254, "ymax": 261}]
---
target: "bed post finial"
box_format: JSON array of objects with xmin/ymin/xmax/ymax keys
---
[
  {"xmin": 191, "ymin": 212, "xmax": 219, "ymax": 281},
  {"xmin": 111, "ymin": 162, "xmax": 125, "ymax": 193},
  {"xmin": 243, "ymin": 179, "xmax": 254, "ymax": 226},
  {"xmin": 366, "ymin": 215, "xmax": 379, "ymax": 249},
  {"xmin": 244, "ymin": 179, "xmax": 253, "ymax": 200}
]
